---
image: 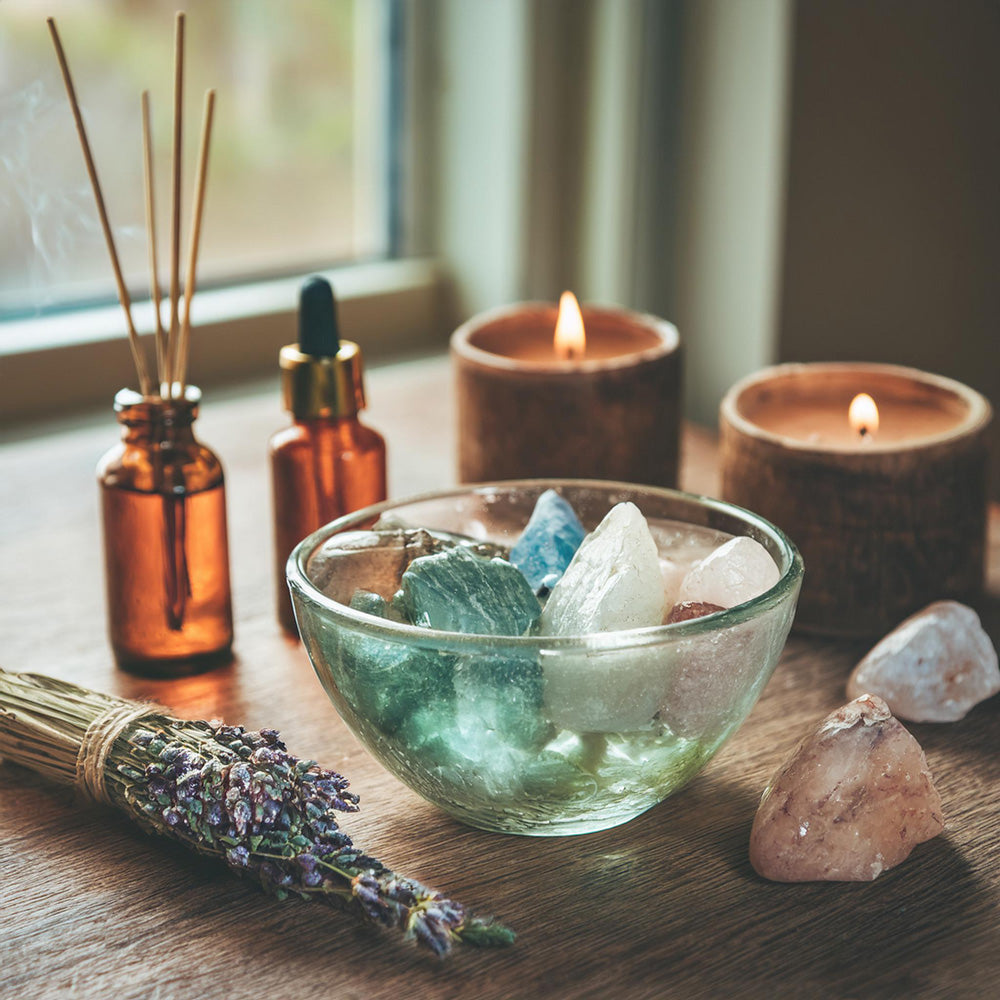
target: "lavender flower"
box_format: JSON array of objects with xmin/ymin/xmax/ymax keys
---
[
  {"xmin": 114, "ymin": 720, "xmax": 514, "ymax": 955},
  {"xmin": 0, "ymin": 670, "xmax": 514, "ymax": 958}
]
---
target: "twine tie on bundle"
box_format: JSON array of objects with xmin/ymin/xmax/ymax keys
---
[{"xmin": 75, "ymin": 701, "xmax": 160, "ymax": 805}]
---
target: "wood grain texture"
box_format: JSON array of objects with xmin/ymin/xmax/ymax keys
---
[{"xmin": 1, "ymin": 353, "xmax": 998, "ymax": 999}]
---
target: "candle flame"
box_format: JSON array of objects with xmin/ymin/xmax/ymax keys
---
[
  {"xmin": 554, "ymin": 291, "xmax": 586, "ymax": 360},
  {"xmin": 849, "ymin": 393, "xmax": 879, "ymax": 439}
]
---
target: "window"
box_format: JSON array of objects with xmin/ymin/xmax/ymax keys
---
[
  {"xmin": 0, "ymin": 0, "xmax": 392, "ymax": 319},
  {"xmin": 2, "ymin": 0, "xmax": 792, "ymax": 437}
]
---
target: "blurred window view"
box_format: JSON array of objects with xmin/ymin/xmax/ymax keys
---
[{"xmin": 0, "ymin": 0, "xmax": 392, "ymax": 318}]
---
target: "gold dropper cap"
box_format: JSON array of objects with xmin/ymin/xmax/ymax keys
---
[{"xmin": 279, "ymin": 340, "xmax": 367, "ymax": 420}]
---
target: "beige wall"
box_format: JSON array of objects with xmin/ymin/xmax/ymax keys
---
[{"xmin": 778, "ymin": 0, "xmax": 1000, "ymax": 493}]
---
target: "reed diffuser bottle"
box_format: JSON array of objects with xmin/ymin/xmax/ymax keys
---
[
  {"xmin": 99, "ymin": 387, "xmax": 233, "ymax": 675},
  {"xmin": 50, "ymin": 12, "xmax": 230, "ymax": 674},
  {"xmin": 270, "ymin": 276, "xmax": 387, "ymax": 634}
]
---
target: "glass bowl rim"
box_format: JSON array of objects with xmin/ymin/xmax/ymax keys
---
[{"xmin": 287, "ymin": 478, "xmax": 804, "ymax": 651}]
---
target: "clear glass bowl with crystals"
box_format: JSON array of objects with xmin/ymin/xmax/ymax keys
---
[{"xmin": 287, "ymin": 481, "xmax": 803, "ymax": 836}]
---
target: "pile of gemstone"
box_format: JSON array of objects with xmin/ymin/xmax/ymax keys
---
[{"xmin": 305, "ymin": 490, "xmax": 782, "ymax": 825}]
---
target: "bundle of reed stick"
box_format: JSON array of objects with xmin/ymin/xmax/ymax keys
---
[{"xmin": 48, "ymin": 12, "xmax": 214, "ymax": 400}]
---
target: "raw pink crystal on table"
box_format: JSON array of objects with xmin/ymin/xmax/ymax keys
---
[
  {"xmin": 749, "ymin": 694, "xmax": 944, "ymax": 882},
  {"xmin": 846, "ymin": 600, "xmax": 1000, "ymax": 723}
]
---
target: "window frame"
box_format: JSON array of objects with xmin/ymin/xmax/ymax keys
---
[{"xmin": 0, "ymin": 257, "xmax": 447, "ymax": 425}]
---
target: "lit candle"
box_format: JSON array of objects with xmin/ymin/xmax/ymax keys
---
[
  {"xmin": 742, "ymin": 380, "xmax": 960, "ymax": 446},
  {"xmin": 848, "ymin": 393, "xmax": 879, "ymax": 440},
  {"xmin": 554, "ymin": 291, "xmax": 585, "ymax": 361},
  {"xmin": 450, "ymin": 295, "xmax": 682, "ymax": 486},
  {"xmin": 720, "ymin": 362, "xmax": 992, "ymax": 637}
]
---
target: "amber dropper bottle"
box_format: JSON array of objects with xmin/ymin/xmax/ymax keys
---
[{"xmin": 270, "ymin": 276, "xmax": 387, "ymax": 634}]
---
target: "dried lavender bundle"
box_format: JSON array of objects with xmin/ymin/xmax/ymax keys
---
[{"xmin": 0, "ymin": 669, "xmax": 514, "ymax": 957}]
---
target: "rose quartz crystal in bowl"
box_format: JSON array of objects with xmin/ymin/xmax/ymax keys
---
[{"xmin": 288, "ymin": 481, "xmax": 803, "ymax": 836}]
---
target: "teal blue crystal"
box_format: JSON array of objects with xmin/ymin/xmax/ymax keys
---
[
  {"xmin": 510, "ymin": 489, "xmax": 586, "ymax": 593},
  {"xmin": 398, "ymin": 547, "xmax": 541, "ymax": 636}
]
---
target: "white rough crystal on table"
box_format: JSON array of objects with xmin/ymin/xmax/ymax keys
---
[
  {"xmin": 677, "ymin": 536, "xmax": 780, "ymax": 609},
  {"xmin": 749, "ymin": 694, "xmax": 944, "ymax": 882},
  {"xmin": 846, "ymin": 600, "xmax": 1000, "ymax": 723},
  {"xmin": 539, "ymin": 502, "xmax": 668, "ymax": 732}
]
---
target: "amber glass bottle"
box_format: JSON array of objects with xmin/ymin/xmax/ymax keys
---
[
  {"xmin": 270, "ymin": 277, "xmax": 387, "ymax": 634},
  {"xmin": 98, "ymin": 387, "xmax": 234, "ymax": 675}
]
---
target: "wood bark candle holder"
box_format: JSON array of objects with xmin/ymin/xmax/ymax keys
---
[
  {"xmin": 451, "ymin": 301, "xmax": 682, "ymax": 486},
  {"xmin": 720, "ymin": 363, "xmax": 992, "ymax": 637}
]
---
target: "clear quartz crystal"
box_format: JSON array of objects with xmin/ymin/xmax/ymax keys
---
[
  {"xmin": 540, "ymin": 502, "xmax": 666, "ymax": 636},
  {"xmin": 847, "ymin": 600, "xmax": 1000, "ymax": 722},
  {"xmin": 537, "ymin": 506, "xmax": 784, "ymax": 733},
  {"xmin": 539, "ymin": 503, "xmax": 668, "ymax": 731},
  {"xmin": 749, "ymin": 694, "xmax": 944, "ymax": 882}
]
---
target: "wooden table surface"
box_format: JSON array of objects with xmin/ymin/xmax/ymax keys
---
[{"xmin": 1, "ymin": 353, "xmax": 998, "ymax": 1000}]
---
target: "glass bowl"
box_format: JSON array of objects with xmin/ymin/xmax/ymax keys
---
[{"xmin": 288, "ymin": 481, "xmax": 803, "ymax": 836}]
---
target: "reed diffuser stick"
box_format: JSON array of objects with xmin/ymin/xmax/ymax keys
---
[
  {"xmin": 141, "ymin": 91, "xmax": 167, "ymax": 395},
  {"xmin": 166, "ymin": 11, "xmax": 186, "ymax": 392},
  {"xmin": 46, "ymin": 17, "xmax": 153, "ymax": 397},
  {"xmin": 175, "ymin": 89, "xmax": 216, "ymax": 394}
]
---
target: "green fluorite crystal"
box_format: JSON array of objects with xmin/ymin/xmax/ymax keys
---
[
  {"xmin": 338, "ymin": 591, "xmax": 455, "ymax": 735},
  {"xmin": 349, "ymin": 588, "xmax": 405, "ymax": 622},
  {"xmin": 340, "ymin": 550, "xmax": 555, "ymax": 798},
  {"xmin": 453, "ymin": 653, "xmax": 552, "ymax": 751},
  {"xmin": 398, "ymin": 547, "xmax": 541, "ymax": 636}
]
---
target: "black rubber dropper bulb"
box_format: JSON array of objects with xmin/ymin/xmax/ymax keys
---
[{"xmin": 298, "ymin": 275, "xmax": 340, "ymax": 357}]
